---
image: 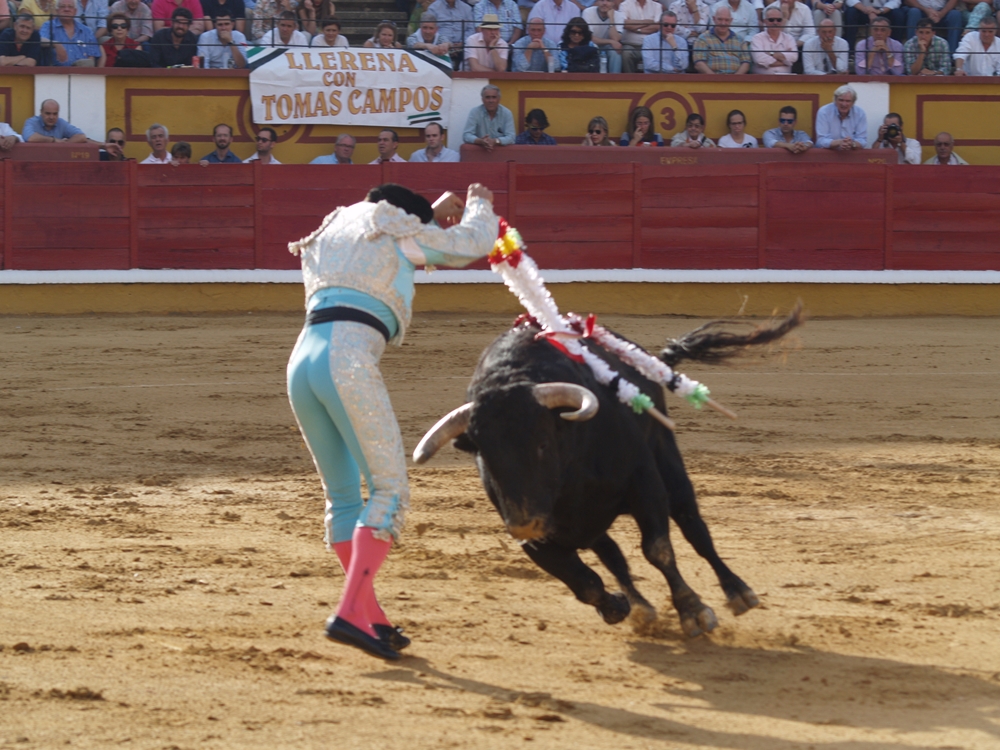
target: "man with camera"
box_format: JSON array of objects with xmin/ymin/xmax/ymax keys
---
[{"xmin": 870, "ymin": 113, "xmax": 921, "ymax": 164}]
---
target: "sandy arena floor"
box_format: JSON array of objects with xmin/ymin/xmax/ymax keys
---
[{"xmin": 2, "ymin": 311, "xmax": 1000, "ymax": 750}]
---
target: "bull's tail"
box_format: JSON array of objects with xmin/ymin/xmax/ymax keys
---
[{"xmin": 659, "ymin": 301, "xmax": 804, "ymax": 367}]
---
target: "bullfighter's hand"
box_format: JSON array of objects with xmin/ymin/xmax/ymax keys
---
[
  {"xmin": 467, "ymin": 183, "xmax": 494, "ymax": 205},
  {"xmin": 432, "ymin": 191, "xmax": 465, "ymax": 227}
]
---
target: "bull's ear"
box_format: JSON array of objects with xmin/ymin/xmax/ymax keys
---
[{"xmin": 453, "ymin": 433, "xmax": 477, "ymax": 454}]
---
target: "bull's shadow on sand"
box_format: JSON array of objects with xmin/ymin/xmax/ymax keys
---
[{"xmin": 367, "ymin": 644, "xmax": 1000, "ymax": 749}]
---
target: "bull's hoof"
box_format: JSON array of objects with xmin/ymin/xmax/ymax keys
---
[
  {"xmin": 628, "ymin": 601, "xmax": 657, "ymax": 635},
  {"xmin": 680, "ymin": 605, "xmax": 718, "ymax": 638},
  {"xmin": 726, "ymin": 588, "xmax": 760, "ymax": 616},
  {"xmin": 598, "ymin": 592, "xmax": 631, "ymax": 625}
]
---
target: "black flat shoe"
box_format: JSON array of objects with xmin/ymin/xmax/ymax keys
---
[
  {"xmin": 373, "ymin": 623, "xmax": 411, "ymax": 651},
  {"xmin": 325, "ymin": 617, "xmax": 401, "ymax": 661}
]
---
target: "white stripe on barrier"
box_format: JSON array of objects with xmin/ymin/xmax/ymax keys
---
[{"xmin": 2, "ymin": 269, "xmax": 1000, "ymax": 285}]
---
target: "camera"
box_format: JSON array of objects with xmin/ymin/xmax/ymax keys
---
[{"xmin": 884, "ymin": 123, "xmax": 901, "ymax": 141}]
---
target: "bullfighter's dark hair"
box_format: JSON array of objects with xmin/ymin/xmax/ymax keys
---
[{"xmin": 366, "ymin": 183, "xmax": 434, "ymax": 224}]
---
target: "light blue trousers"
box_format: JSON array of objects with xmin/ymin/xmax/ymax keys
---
[{"xmin": 287, "ymin": 320, "xmax": 409, "ymax": 545}]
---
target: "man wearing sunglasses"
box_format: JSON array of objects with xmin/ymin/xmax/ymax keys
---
[
  {"xmin": 761, "ymin": 105, "xmax": 813, "ymax": 154},
  {"xmin": 197, "ymin": 11, "xmax": 247, "ymax": 68},
  {"xmin": 751, "ymin": 5, "xmax": 797, "ymax": 73},
  {"xmin": 100, "ymin": 127, "xmax": 127, "ymax": 161},
  {"xmin": 244, "ymin": 127, "xmax": 282, "ymax": 164},
  {"xmin": 514, "ymin": 108, "xmax": 557, "ymax": 145},
  {"xmin": 642, "ymin": 11, "xmax": 689, "ymax": 72}
]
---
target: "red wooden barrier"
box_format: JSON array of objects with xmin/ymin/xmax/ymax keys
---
[{"xmin": 2, "ymin": 162, "xmax": 999, "ymax": 273}]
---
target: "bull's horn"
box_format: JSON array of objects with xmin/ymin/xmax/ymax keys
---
[
  {"xmin": 532, "ymin": 383, "xmax": 598, "ymax": 421},
  {"xmin": 412, "ymin": 403, "xmax": 473, "ymax": 464}
]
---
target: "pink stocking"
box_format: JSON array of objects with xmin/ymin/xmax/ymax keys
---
[
  {"xmin": 333, "ymin": 539, "xmax": 391, "ymax": 627},
  {"xmin": 333, "ymin": 527, "xmax": 392, "ymax": 636}
]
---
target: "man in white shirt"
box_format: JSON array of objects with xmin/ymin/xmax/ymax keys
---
[
  {"xmin": 870, "ymin": 113, "xmax": 920, "ymax": 164},
  {"xmin": 311, "ymin": 17, "xmax": 350, "ymax": 47},
  {"xmin": 954, "ymin": 16, "xmax": 1000, "ymax": 76},
  {"xmin": 620, "ymin": 0, "xmax": 662, "ymax": 71},
  {"xmin": 802, "ymin": 17, "xmax": 847, "ymax": 72},
  {"xmin": 369, "ymin": 129, "xmax": 407, "ymax": 164},
  {"xmin": 923, "ymin": 132, "xmax": 968, "ymax": 164},
  {"xmin": 0, "ymin": 120, "xmax": 23, "ymax": 151},
  {"xmin": 751, "ymin": 3, "xmax": 797, "ymax": 71},
  {"xmin": 409, "ymin": 122, "xmax": 461, "ymax": 162},
  {"xmin": 140, "ymin": 123, "xmax": 171, "ymax": 164},
  {"xmin": 531, "ymin": 0, "xmax": 579, "ymax": 34},
  {"xmin": 244, "ymin": 127, "xmax": 282, "ymax": 164},
  {"xmin": 258, "ymin": 10, "xmax": 310, "ymax": 46},
  {"xmin": 583, "ymin": 0, "xmax": 625, "ymax": 72},
  {"xmin": 669, "ymin": 0, "xmax": 710, "ymax": 43}
]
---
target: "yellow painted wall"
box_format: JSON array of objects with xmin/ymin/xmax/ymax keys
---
[{"xmin": 0, "ymin": 75, "xmax": 40, "ymax": 137}]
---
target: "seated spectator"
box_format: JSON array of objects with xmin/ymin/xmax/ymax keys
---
[
  {"xmin": 904, "ymin": 0, "xmax": 960, "ymax": 53},
  {"xmin": 620, "ymin": 104, "xmax": 664, "ymax": 146},
  {"xmin": 954, "ymin": 15, "xmax": 1000, "ymax": 74},
  {"xmin": 406, "ymin": 13, "xmax": 449, "ymax": 56},
  {"xmin": 515, "ymin": 108, "xmax": 557, "ymax": 144},
  {"xmin": 751, "ymin": 4, "xmax": 798, "ymax": 72},
  {"xmin": 310, "ymin": 133, "xmax": 356, "ymax": 163},
  {"xmin": 802, "ymin": 17, "xmax": 847, "ymax": 73},
  {"xmin": 465, "ymin": 14, "xmax": 509, "ymax": 70},
  {"xmin": 620, "ymin": 0, "xmax": 661, "ymax": 72},
  {"xmin": 463, "ymin": 84, "xmax": 516, "ymax": 151},
  {"xmin": 409, "ymin": 121, "xmax": 461, "ymax": 161},
  {"xmin": 0, "ymin": 118, "xmax": 23, "ymax": 151},
  {"xmin": 811, "ymin": 0, "xmax": 843, "ymax": 38},
  {"xmin": 904, "ymin": 16, "xmax": 951, "ymax": 73},
  {"xmin": 582, "ymin": 115, "xmax": 615, "ymax": 146},
  {"xmin": 668, "ymin": 0, "xmax": 710, "ymax": 45},
  {"xmin": 102, "ymin": 13, "xmax": 139, "ymax": 67},
  {"xmin": 843, "ymin": 0, "xmax": 905, "ymax": 51},
  {"xmin": 693, "ymin": 6, "xmax": 751, "ymax": 72},
  {"xmin": 251, "ymin": 0, "xmax": 298, "ymax": 39},
  {"xmin": 148, "ymin": 7, "xmax": 198, "ymax": 67},
  {"xmin": 642, "ymin": 11, "xmax": 690, "ymax": 72},
  {"xmin": 140, "ymin": 122, "xmax": 171, "ymax": 163},
  {"xmin": 871, "ymin": 112, "xmax": 920, "ymax": 163},
  {"xmin": 533, "ymin": 0, "xmax": 581, "ymax": 35},
  {"xmin": 363, "ymin": 20, "xmax": 401, "ymax": 48},
  {"xmin": 151, "ymin": 0, "xmax": 206, "ymax": 34},
  {"xmin": 427, "ymin": 0, "xmax": 474, "ymax": 69},
  {"xmin": 99, "ymin": 126, "xmax": 126, "ymax": 160},
  {"xmin": 199, "ymin": 123, "xmax": 241, "ymax": 164},
  {"xmin": 924, "ymin": 131, "xmax": 968, "ymax": 164},
  {"xmin": 18, "ymin": 0, "xmax": 56, "ymax": 31},
  {"xmin": 171, "ymin": 140, "xmax": 192, "ymax": 163},
  {"xmin": 762, "ymin": 105, "xmax": 813, "ymax": 152},
  {"xmin": 297, "ymin": 0, "xmax": 333, "ymax": 37},
  {"xmin": 245, "ymin": 127, "xmax": 280, "ymax": 163},
  {"xmin": 40, "ymin": 0, "xmax": 104, "ymax": 66},
  {"xmin": 198, "ymin": 11, "xmax": 247, "ymax": 66},
  {"xmin": 109, "ymin": 0, "xmax": 153, "ymax": 43},
  {"xmin": 474, "ymin": 0, "xmax": 523, "ymax": 44},
  {"xmin": 718, "ymin": 109, "xmax": 757, "ymax": 147},
  {"xmin": 512, "ymin": 17, "xmax": 558, "ymax": 71},
  {"xmin": 201, "ymin": 0, "xmax": 245, "ymax": 35},
  {"xmin": 815, "ymin": 84, "xmax": 866, "ymax": 150},
  {"xmin": 559, "ymin": 17, "xmax": 599, "ymax": 71},
  {"xmin": 23, "ymin": 99, "xmax": 87, "ymax": 142},
  {"xmin": 0, "ymin": 13, "xmax": 45, "ymax": 66},
  {"xmin": 369, "ymin": 128, "xmax": 406, "ymax": 163},
  {"xmin": 709, "ymin": 0, "xmax": 757, "ymax": 42},
  {"xmin": 583, "ymin": 0, "xmax": 624, "ymax": 72},
  {"xmin": 763, "ymin": 0, "xmax": 816, "ymax": 49},
  {"xmin": 856, "ymin": 15, "xmax": 904, "ymax": 73},
  {"xmin": 671, "ymin": 112, "xmax": 716, "ymax": 148},
  {"xmin": 75, "ymin": 0, "xmax": 109, "ymax": 41},
  {"xmin": 260, "ymin": 9, "xmax": 308, "ymax": 45},
  {"xmin": 312, "ymin": 17, "xmax": 349, "ymax": 47}
]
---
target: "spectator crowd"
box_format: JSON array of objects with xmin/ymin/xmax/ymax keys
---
[
  {"xmin": 0, "ymin": 83, "xmax": 966, "ymax": 164},
  {"xmin": 0, "ymin": 0, "xmax": 998, "ymax": 71}
]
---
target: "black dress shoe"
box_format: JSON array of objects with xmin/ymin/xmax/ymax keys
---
[
  {"xmin": 325, "ymin": 617, "xmax": 401, "ymax": 661},
  {"xmin": 373, "ymin": 623, "xmax": 411, "ymax": 651}
]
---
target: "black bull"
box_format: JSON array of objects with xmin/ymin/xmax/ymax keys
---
[{"xmin": 414, "ymin": 308, "xmax": 802, "ymax": 637}]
